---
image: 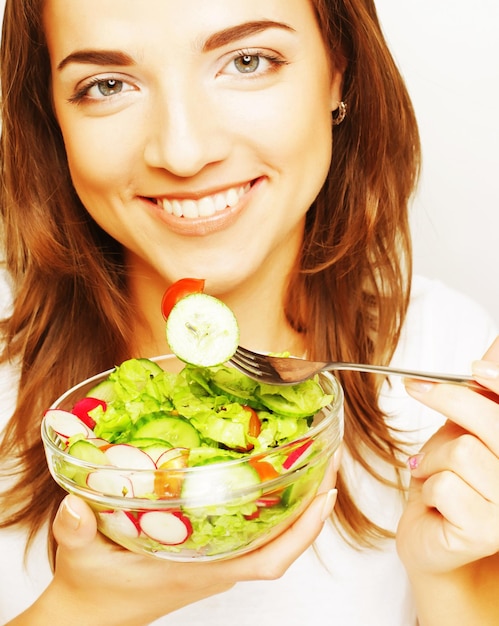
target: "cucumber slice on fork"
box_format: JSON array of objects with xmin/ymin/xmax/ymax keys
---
[{"xmin": 165, "ymin": 293, "xmax": 239, "ymax": 367}]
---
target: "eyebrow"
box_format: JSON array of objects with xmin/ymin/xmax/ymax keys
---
[
  {"xmin": 57, "ymin": 50, "xmax": 133, "ymax": 71},
  {"xmin": 202, "ymin": 20, "xmax": 295, "ymax": 52}
]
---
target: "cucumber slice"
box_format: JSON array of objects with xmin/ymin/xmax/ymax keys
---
[
  {"xmin": 165, "ymin": 293, "xmax": 239, "ymax": 367},
  {"xmin": 127, "ymin": 438, "xmax": 173, "ymax": 463},
  {"xmin": 68, "ymin": 439, "xmax": 109, "ymax": 465},
  {"xmin": 87, "ymin": 380, "xmax": 117, "ymax": 403},
  {"xmin": 134, "ymin": 358, "xmax": 164, "ymax": 376},
  {"xmin": 133, "ymin": 415, "xmax": 201, "ymax": 448},
  {"xmin": 188, "ymin": 446, "xmax": 242, "ymax": 466},
  {"xmin": 181, "ymin": 462, "xmax": 261, "ymax": 503},
  {"xmin": 281, "ymin": 467, "xmax": 318, "ymax": 507},
  {"xmin": 64, "ymin": 439, "xmax": 109, "ymax": 487},
  {"xmin": 129, "ymin": 437, "xmax": 173, "ymax": 449}
]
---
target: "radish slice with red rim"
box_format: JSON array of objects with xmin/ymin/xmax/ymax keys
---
[
  {"xmin": 155, "ymin": 447, "xmax": 189, "ymax": 469},
  {"xmin": 44, "ymin": 408, "xmax": 95, "ymax": 440},
  {"xmin": 104, "ymin": 444, "xmax": 157, "ymax": 470},
  {"xmin": 87, "ymin": 471, "xmax": 135, "ymax": 497},
  {"xmin": 87, "ymin": 437, "xmax": 111, "ymax": 448},
  {"xmin": 98, "ymin": 510, "xmax": 141, "ymax": 538},
  {"xmin": 71, "ymin": 397, "xmax": 106, "ymax": 430},
  {"xmin": 282, "ymin": 439, "xmax": 314, "ymax": 470},
  {"xmin": 139, "ymin": 510, "xmax": 192, "ymax": 545},
  {"xmin": 255, "ymin": 495, "xmax": 281, "ymax": 508}
]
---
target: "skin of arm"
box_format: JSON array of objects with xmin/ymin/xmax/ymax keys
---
[{"xmin": 398, "ymin": 337, "xmax": 499, "ymax": 625}]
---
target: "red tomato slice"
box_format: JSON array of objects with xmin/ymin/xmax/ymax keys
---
[{"xmin": 161, "ymin": 278, "xmax": 205, "ymax": 320}]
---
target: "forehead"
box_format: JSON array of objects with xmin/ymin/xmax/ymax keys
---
[{"xmin": 43, "ymin": 0, "xmax": 320, "ymax": 50}]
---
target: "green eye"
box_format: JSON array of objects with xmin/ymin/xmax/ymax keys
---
[
  {"xmin": 97, "ymin": 79, "xmax": 124, "ymax": 97},
  {"xmin": 234, "ymin": 55, "xmax": 260, "ymax": 74}
]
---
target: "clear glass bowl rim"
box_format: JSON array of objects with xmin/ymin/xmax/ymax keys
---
[{"xmin": 41, "ymin": 354, "xmax": 344, "ymax": 505}]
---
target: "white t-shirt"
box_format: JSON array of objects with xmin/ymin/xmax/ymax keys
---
[{"xmin": 0, "ymin": 272, "xmax": 496, "ymax": 625}]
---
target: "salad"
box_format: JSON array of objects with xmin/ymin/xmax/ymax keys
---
[
  {"xmin": 43, "ymin": 279, "xmax": 339, "ymax": 558},
  {"xmin": 45, "ymin": 357, "xmax": 336, "ymax": 557}
]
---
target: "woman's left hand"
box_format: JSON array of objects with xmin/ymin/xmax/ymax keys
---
[{"xmin": 396, "ymin": 337, "xmax": 499, "ymax": 575}]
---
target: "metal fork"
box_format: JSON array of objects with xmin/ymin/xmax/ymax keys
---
[{"xmin": 229, "ymin": 345, "xmax": 481, "ymax": 389}]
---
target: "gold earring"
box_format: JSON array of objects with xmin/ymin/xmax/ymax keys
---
[{"xmin": 332, "ymin": 101, "xmax": 347, "ymax": 126}]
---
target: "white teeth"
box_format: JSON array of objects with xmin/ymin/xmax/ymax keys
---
[
  {"xmin": 172, "ymin": 200, "xmax": 182, "ymax": 217},
  {"xmin": 157, "ymin": 184, "xmax": 250, "ymax": 219},
  {"xmin": 182, "ymin": 200, "xmax": 198, "ymax": 219},
  {"xmin": 226, "ymin": 188, "xmax": 239, "ymax": 207},
  {"xmin": 214, "ymin": 193, "xmax": 227, "ymax": 212},
  {"xmin": 198, "ymin": 196, "xmax": 216, "ymax": 217}
]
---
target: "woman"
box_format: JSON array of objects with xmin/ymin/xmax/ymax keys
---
[{"xmin": 0, "ymin": 0, "xmax": 497, "ymax": 624}]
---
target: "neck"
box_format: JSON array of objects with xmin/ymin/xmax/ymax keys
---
[{"xmin": 217, "ymin": 271, "xmax": 305, "ymax": 357}]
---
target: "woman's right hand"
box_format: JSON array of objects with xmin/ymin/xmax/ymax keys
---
[{"xmin": 11, "ymin": 449, "xmax": 340, "ymax": 626}]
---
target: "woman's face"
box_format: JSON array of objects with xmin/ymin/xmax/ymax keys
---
[{"xmin": 45, "ymin": 0, "xmax": 342, "ymax": 295}]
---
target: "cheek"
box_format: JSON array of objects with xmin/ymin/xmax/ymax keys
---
[
  {"xmin": 58, "ymin": 116, "xmax": 136, "ymax": 198},
  {"xmin": 253, "ymin": 77, "xmax": 333, "ymax": 171},
  {"xmin": 58, "ymin": 109, "xmax": 136, "ymax": 184},
  {"xmin": 58, "ymin": 124, "xmax": 132, "ymax": 238},
  {"xmin": 288, "ymin": 103, "xmax": 332, "ymax": 163},
  {"xmin": 269, "ymin": 88, "xmax": 333, "ymax": 199}
]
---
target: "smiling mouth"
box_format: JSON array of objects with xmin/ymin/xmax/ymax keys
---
[{"xmin": 154, "ymin": 183, "xmax": 252, "ymax": 219}]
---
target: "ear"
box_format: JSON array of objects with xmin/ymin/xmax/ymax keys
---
[{"xmin": 329, "ymin": 57, "xmax": 346, "ymax": 112}]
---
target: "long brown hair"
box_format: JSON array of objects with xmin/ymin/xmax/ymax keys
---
[
  {"xmin": 0, "ymin": 0, "xmax": 419, "ymax": 562},
  {"xmin": 298, "ymin": 0, "xmax": 418, "ymax": 544}
]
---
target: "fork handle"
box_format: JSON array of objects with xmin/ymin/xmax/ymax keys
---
[{"xmin": 330, "ymin": 363, "xmax": 481, "ymax": 390}]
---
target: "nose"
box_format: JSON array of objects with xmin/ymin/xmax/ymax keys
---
[{"xmin": 143, "ymin": 84, "xmax": 230, "ymax": 177}]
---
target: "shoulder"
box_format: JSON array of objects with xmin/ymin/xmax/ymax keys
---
[{"xmin": 395, "ymin": 275, "xmax": 497, "ymax": 372}]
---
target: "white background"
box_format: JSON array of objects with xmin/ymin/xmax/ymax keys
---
[
  {"xmin": 376, "ymin": 0, "xmax": 499, "ymax": 325},
  {"xmin": 1, "ymin": 1, "xmax": 498, "ymax": 324}
]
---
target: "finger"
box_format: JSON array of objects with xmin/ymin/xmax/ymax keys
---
[
  {"xmin": 404, "ymin": 380, "xmax": 499, "ymax": 456},
  {"xmin": 409, "ymin": 431, "xmax": 499, "ymax": 503},
  {"xmin": 419, "ymin": 471, "xmax": 499, "ymax": 557},
  {"xmin": 52, "ymin": 494, "xmax": 98, "ymax": 550},
  {"xmin": 216, "ymin": 487, "xmax": 338, "ymax": 582}
]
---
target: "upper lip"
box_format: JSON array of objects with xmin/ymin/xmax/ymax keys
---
[
  {"xmin": 146, "ymin": 180, "xmax": 254, "ymax": 219},
  {"xmin": 148, "ymin": 179, "xmax": 256, "ymax": 202}
]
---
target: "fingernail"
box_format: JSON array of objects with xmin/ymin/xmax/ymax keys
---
[
  {"xmin": 408, "ymin": 453, "xmax": 424, "ymax": 471},
  {"xmin": 472, "ymin": 360, "xmax": 499, "ymax": 380},
  {"xmin": 404, "ymin": 379, "xmax": 435, "ymax": 393},
  {"xmin": 320, "ymin": 488, "xmax": 338, "ymax": 522},
  {"xmin": 60, "ymin": 495, "xmax": 81, "ymax": 530}
]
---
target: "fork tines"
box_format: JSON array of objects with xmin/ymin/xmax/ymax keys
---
[{"xmin": 229, "ymin": 347, "xmax": 281, "ymax": 383}]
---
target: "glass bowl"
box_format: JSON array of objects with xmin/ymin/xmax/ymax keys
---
[{"xmin": 41, "ymin": 355, "xmax": 343, "ymax": 561}]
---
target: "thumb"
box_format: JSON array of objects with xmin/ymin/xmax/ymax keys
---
[{"xmin": 53, "ymin": 494, "xmax": 98, "ymax": 550}]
